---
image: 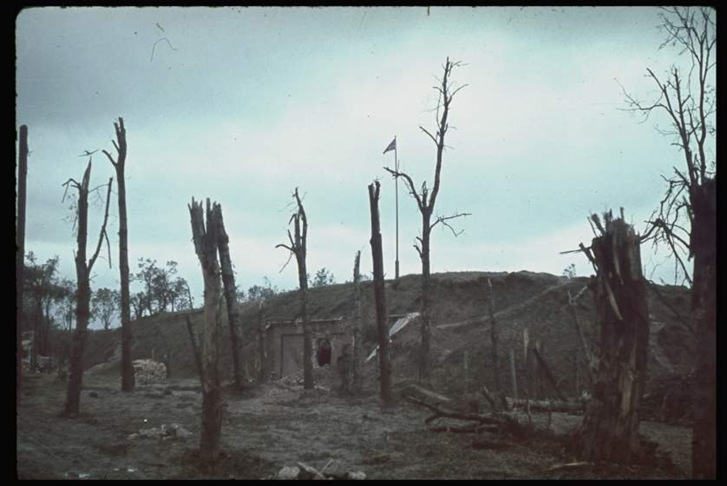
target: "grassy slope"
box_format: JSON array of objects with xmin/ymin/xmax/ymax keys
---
[{"xmin": 82, "ymin": 270, "xmax": 693, "ymax": 419}]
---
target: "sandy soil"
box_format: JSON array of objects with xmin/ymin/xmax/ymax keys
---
[{"xmin": 16, "ymin": 368, "xmax": 691, "ymax": 480}]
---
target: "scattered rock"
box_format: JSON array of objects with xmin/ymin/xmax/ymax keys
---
[
  {"xmin": 276, "ymin": 466, "xmax": 301, "ymax": 480},
  {"xmin": 346, "ymin": 471, "xmax": 366, "ymax": 480}
]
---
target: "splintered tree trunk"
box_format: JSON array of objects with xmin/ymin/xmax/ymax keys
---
[
  {"xmin": 16, "ymin": 125, "xmax": 28, "ymax": 397},
  {"xmin": 103, "ymin": 118, "xmax": 134, "ymax": 392},
  {"xmin": 189, "ymin": 198, "xmax": 223, "ymax": 463},
  {"xmin": 64, "ymin": 164, "xmax": 112, "ymax": 417},
  {"xmin": 214, "ymin": 204, "xmax": 244, "ymax": 390},
  {"xmin": 298, "ymin": 254, "xmax": 313, "ymax": 390},
  {"xmin": 369, "ymin": 181, "xmax": 392, "ymax": 404},
  {"xmin": 575, "ymin": 213, "xmax": 650, "ymax": 464},
  {"xmin": 690, "ymin": 178, "xmax": 716, "ymax": 479},
  {"xmin": 351, "ymin": 250, "xmax": 363, "ymax": 395}
]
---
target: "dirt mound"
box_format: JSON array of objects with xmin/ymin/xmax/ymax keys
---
[{"xmin": 80, "ymin": 270, "xmax": 693, "ymax": 423}]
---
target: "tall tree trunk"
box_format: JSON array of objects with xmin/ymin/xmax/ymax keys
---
[
  {"xmin": 214, "ymin": 204, "xmax": 244, "ymax": 390},
  {"xmin": 368, "ymin": 181, "xmax": 392, "ymax": 404},
  {"xmin": 351, "ymin": 250, "xmax": 363, "ymax": 395},
  {"xmin": 574, "ymin": 213, "xmax": 650, "ymax": 464},
  {"xmin": 16, "ymin": 125, "xmax": 28, "ymax": 396},
  {"xmin": 189, "ymin": 198, "xmax": 223, "ymax": 464},
  {"xmin": 419, "ymin": 211, "xmax": 432, "ymax": 381},
  {"xmin": 64, "ymin": 164, "xmax": 112, "ymax": 417},
  {"xmin": 103, "ymin": 118, "xmax": 135, "ymax": 392},
  {"xmin": 690, "ymin": 177, "xmax": 716, "ymax": 479}
]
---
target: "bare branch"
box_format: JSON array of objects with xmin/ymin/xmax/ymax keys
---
[
  {"xmin": 88, "ymin": 177, "xmax": 114, "ymax": 273},
  {"xmin": 419, "ymin": 126, "xmax": 438, "ymax": 145},
  {"xmin": 430, "ymin": 212, "xmax": 471, "ymax": 236},
  {"xmin": 384, "ymin": 166, "xmax": 424, "ymax": 211}
]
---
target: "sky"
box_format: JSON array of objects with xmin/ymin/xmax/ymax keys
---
[{"xmin": 16, "ymin": 7, "xmax": 704, "ymax": 328}]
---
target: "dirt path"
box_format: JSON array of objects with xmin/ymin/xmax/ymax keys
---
[{"xmin": 16, "ymin": 372, "xmax": 691, "ymax": 480}]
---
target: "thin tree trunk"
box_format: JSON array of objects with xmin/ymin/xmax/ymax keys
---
[
  {"xmin": 297, "ymin": 252, "xmax": 312, "ymax": 390},
  {"xmin": 189, "ymin": 198, "xmax": 223, "ymax": 463},
  {"xmin": 574, "ymin": 213, "xmax": 650, "ymax": 464},
  {"xmin": 351, "ymin": 250, "xmax": 363, "ymax": 395},
  {"xmin": 369, "ymin": 181, "xmax": 392, "ymax": 405},
  {"xmin": 487, "ymin": 278, "xmax": 500, "ymax": 392},
  {"xmin": 64, "ymin": 165, "xmax": 112, "ymax": 417},
  {"xmin": 508, "ymin": 347, "xmax": 518, "ymax": 400},
  {"xmin": 214, "ymin": 204, "xmax": 244, "ymax": 390},
  {"xmin": 103, "ymin": 118, "xmax": 135, "ymax": 392},
  {"xmin": 17, "ymin": 125, "xmax": 28, "ymax": 396},
  {"xmin": 690, "ymin": 178, "xmax": 716, "ymax": 479},
  {"xmin": 257, "ymin": 303, "xmax": 267, "ymax": 383},
  {"xmin": 419, "ymin": 211, "xmax": 432, "ymax": 381}
]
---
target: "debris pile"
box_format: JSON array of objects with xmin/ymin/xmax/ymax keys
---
[
  {"xmin": 268, "ymin": 462, "xmax": 366, "ymax": 480},
  {"xmin": 131, "ymin": 359, "xmax": 167, "ymax": 385},
  {"xmin": 127, "ymin": 423, "xmax": 193, "ymax": 441}
]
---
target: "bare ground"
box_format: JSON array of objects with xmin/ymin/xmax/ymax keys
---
[{"xmin": 16, "ymin": 369, "xmax": 691, "ymax": 480}]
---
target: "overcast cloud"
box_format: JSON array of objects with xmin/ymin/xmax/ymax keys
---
[{"xmin": 16, "ymin": 7, "xmax": 697, "ymax": 328}]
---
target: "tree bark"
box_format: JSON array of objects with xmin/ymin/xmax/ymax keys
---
[
  {"xmin": 64, "ymin": 164, "xmax": 112, "ymax": 417},
  {"xmin": 186, "ymin": 315, "xmax": 204, "ymax": 387},
  {"xmin": 189, "ymin": 198, "xmax": 223, "ymax": 463},
  {"xmin": 690, "ymin": 177, "xmax": 716, "ymax": 479},
  {"xmin": 574, "ymin": 213, "xmax": 650, "ymax": 464},
  {"xmin": 214, "ymin": 204, "xmax": 244, "ymax": 390},
  {"xmin": 419, "ymin": 211, "xmax": 432, "ymax": 381},
  {"xmin": 16, "ymin": 125, "xmax": 28, "ymax": 398},
  {"xmin": 368, "ymin": 181, "xmax": 392, "ymax": 405},
  {"xmin": 103, "ymin": 118, "xmax": 135, "ymax": 392},
  {"xmin": 351, "ymin": 250, "xmax": 363, "ymax": 395}
]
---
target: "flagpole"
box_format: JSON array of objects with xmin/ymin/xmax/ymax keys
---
[{"xmin": 394, "ymin": 137, "xmax": 399, "ymax": 280}]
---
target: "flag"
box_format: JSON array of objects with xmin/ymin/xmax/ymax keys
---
[{"xmin": 383, "ymin": 137, "xmax": 396, "ymax": 154}]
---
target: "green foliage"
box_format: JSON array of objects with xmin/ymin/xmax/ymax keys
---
[
  {"xmin": 91, "ymin": 287, "xmax": 120, "ymax": 330},
  {"xmin": 311, "ymin": 267, "xmax": 335, "ymax": 288},
  {"xmin": 131, "ymin": 258, "xmax": 191, "ymax": 316}
]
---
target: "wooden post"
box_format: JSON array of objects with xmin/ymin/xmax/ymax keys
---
[
  {"xmin": 257, "ymin": 302, "xmax": 267, "ymax": 383},
  {"xmin": 509, "ymin": 347, "xmax": 517, "ymax": 400},
  {"xmin": 487, "ymin": 279, "xmax": 500, "ymax": 393},
  {"xmin": 369, "ymin": 181, "xmax": 392, "ymax": 405}
]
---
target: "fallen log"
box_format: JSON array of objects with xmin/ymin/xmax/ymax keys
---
[
  {"xmin": 507, "ymin": 398, "xmax": 585, "ymax": 413},
  {"xmin": 405, "ymin": 396, "xmax": 506, "ymax": 426}
]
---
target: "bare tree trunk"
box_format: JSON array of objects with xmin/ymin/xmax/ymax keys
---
[
  {"xmin": 276, "ymin": 188, "xmax": 313, "ymax": 390},
  {"xmin": 16, "ymin": 125, "xmax": 28, "ymax": 398},
  {"xmin": 63, "ymin": 163, "xmax": 112, "ymax": 417},
  {"xmin": 690, "ymin": 177, "xmax": 716, "ymax": 479},
  {"xmin": 103, "ymin": 118, "xmax": 135, "ymax": 392},
  {"xmin": 189, "ymin": 198, "xmax": 223, "ymax": 464},
  {"xmin": 368, "ymin": 181, "xmax": 392, "ymax": 405},
  {"xmin": 486, "ymin": 278, "xmax": 500, "ymax": 392},
  {"xmin": 257, "ymin": 302, "xmax": 267, "ymax": 383},
  {"xmin": 351, "ymin": 250, "xmax": 363, "ymax": 395},
  {"xmin": 419, "ymin": 211, "xmax": 432, "ymax": 381},
  {"xmin": 214, "ymin": 204, "xmax": 244, "ymax": 390},
  {"xmin": 574, "ymin": 212, "xmax": 650, "ymax": 464}
]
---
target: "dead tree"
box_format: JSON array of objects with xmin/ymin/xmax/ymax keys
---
[
  {"xmin": 62, "ymin": 161, "xmax": 113, "ymax": 417},
  {"xmin": 185, "ymin": 315, "xmax": 204, "ymax": 387},
  {"xmin": 276, "ymin": 188, "xmax": 313, "ymax": 390},
  {"xmin": 622, "ymin": 7, "xmax": 715, "ymax": 478},
  {"xmin": 102, "ymin": 117, "xmax": 134, "ymax": 392},
  {"xmin": 214, "ymin": 204, "xmax": 244, "ymax": 390},
  {"xmin": 16, "ymin": 125, "xmax": 28, "ymax": 398},
  {"xmin": 368, "ymin": 181, "xmax": 392, "ymax": 404},
  {"xmin": 384, "ymin": 58, "xmax": 470, "ymax": 381},
  {"xmin": 188, "ymin": 198, "xmax": 224, "ymax": 463},
  {"xmin": 572, "ymin": 211, "xmax": 650, "ymax": 464},
  {"xmin": 351, "ymin": 250, "xmax": 363, "ymax": 395}
]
